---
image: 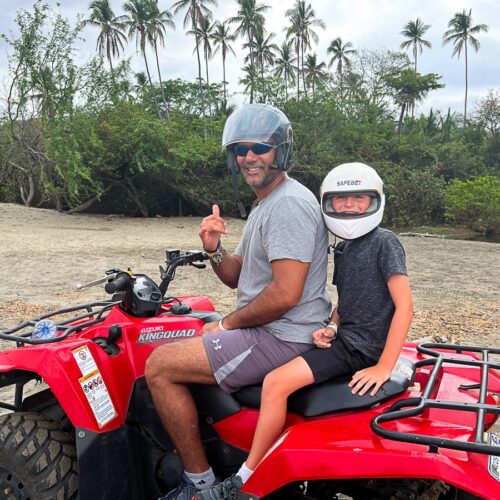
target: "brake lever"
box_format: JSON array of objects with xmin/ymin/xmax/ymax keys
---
[
  {"xmin": 191, "ymin": 263, "xmax": 206, "ymax": 269},
  {"xmin": 75, "ymin": 268, "xmax": 121, "ymax": 291}
]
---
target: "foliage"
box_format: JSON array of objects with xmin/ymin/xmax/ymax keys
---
[
  {"xmin": 444, "ymin": 176, "xmax": 500, "ymax": 233},
  {"xmin": 0, "ymin": 2, "xmax": 498, "ymax": 232}
]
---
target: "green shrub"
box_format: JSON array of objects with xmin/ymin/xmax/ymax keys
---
[{"xmin": 444, "ymin": 176, "xmax": 500, "ymax": 233}]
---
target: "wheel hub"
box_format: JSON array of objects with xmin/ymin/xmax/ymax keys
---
[{"xmin": 0, "ymin": 467, "xmax": 29, "ymax": 500}]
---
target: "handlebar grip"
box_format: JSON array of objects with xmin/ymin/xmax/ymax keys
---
[{"xmin": 105, "ymin": 273, "xmax": 131, "ymax": 294}]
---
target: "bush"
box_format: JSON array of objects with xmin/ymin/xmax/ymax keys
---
[
  {"xmin": 377, "ymin": 163, "xmax": 446, "ymax": 228},
  {"xmin": 444, "ymin": 176, "xmax": 500, "ymax": 233}
]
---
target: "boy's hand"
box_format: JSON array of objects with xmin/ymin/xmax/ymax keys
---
[
  {"xmin": 349, "ymin": 364, "xmax": 392, "ymax": 396},
  {"xmin": 312, "ymin": 327, "xmax": 335, "ymax": 348}
]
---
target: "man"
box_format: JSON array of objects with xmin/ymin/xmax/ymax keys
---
[{"xmin": 145, "ymin": 103, "xmax": 331, "ymax": 500}]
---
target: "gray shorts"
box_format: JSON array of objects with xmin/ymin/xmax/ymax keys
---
[{"xmin": 202, "ymin": 327, "xmax": 312, "ymax": 393}]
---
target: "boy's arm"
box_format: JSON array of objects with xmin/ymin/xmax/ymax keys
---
[
  {"xmin": 349, "ymin": 274, "xmax": 413, "ymax": 396},
  {"xmin": 313, "ymin": 306, "xmax": 341, "ymax": 348}
]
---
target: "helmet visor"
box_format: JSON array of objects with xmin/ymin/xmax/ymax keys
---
[
  {"xmin": 323, "ymin": 191, "xmax": 381, "ymax": 219},
  {"xmin": 222, "ymin": 104, "xmax": 291, "ymax": 148}
]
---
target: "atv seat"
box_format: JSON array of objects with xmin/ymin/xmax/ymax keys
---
[{"xmin": 233, "ymin": 357, "xmax": 415, "ymax": 417}]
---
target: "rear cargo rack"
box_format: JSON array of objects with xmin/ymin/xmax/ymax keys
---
[
  {"xmin": 372, "ymin": 343, "xmax": 500, "ymax": 455},
  {"xmin": 0, "ymin": 301, "xmax": 118, "ymax": 346}
]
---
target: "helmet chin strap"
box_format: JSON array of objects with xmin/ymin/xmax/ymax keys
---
[{"xmin": 231, "ymin": 161, "xmax": 247, "ymax": 218}]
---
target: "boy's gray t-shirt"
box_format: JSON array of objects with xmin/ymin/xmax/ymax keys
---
[
  {"xmin": 334, "ymin": 227, "xmax": 407, "ymax": 360},
  {"xmin": 235, "ymin": 178, "xmax": 331, "ymax": 343}
]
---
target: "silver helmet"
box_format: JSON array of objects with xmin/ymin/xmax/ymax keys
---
[{"xmin": 222, "ymin": 104, "xmax": 293, "ymax": 172}]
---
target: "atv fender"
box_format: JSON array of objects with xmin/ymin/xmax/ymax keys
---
[{"xmin": 241, "ymin": 416, "xmax": 498, "ymax": 500}]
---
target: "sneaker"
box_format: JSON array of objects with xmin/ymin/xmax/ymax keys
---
[
  {"xmin": 192, "ymin": 474, "xmax": 243, "ymax": 500},
  {"xmin": 160, "ymin": 473, "xmax": 198, "ymax": 500}
]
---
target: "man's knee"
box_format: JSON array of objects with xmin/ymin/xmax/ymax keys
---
[{"xmin": 145, "ymin": 337, "xmax": 214, "ymax": 386}]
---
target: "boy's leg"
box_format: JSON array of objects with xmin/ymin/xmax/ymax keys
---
[{"xmin": 246, "ymin": 356, "xmax": 314, "ymax": 470}]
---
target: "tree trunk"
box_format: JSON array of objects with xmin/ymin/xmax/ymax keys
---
[
  {"xmin": 65, "ymin": 184, "xmax": 115, "ymax": 214},
  {"xmin": 397, "ymin": 102, "xmax": 406, "ymax": 136},
  {"xmin": 154, "ymin": 42, "xmax": 169, "ymax": 120},
  {"xmin": 126, "ymin": 176, "xmax": 149, "ymax": 217},
  {"xmin": 464, "ymin": 44, "xmax": 468, "ymax": 125}
]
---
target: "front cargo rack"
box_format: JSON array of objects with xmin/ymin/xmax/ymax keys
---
[
  {"xmin": 372, "ymin": 343, "xmax": 500, "ymax": 455},
  {"xmin": 0, "ymin": 301, "xmax": 118, "ymax": 346}
]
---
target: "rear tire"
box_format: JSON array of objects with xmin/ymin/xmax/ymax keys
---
[{"xmin": 0, "ymin": 412, "xmax": 78, "ymax": 500}]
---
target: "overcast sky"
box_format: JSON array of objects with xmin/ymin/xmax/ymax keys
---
[{"xmin": 1, "ymin": 0, "xmax": 499, "ymax": 116}]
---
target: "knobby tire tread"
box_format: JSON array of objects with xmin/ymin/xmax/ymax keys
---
[{"xmin": 0, "ymin": 412, "xmax": 78, "ymax": 500}]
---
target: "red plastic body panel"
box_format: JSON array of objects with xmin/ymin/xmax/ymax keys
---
[
  {"xmin": 213, "ymin": 344, "xmax": 500, "ymax": 499},
  {"xmin": 0, "ymin": 296, "xmax": 214, "ymax": 430}
]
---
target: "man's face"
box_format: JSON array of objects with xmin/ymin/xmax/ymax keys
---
[{"xmin": 235, "ymin": 142, "xmax": 281, "ymax": 191}]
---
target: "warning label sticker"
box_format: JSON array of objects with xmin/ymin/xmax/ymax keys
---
[
  {"xmin": 79, "ymin": 369, "xmax": 117, "ymax": 428},
  {"xmin": 488, "ymin": 433, "xmax": 500, "ymax": 482},
  {"xmin": 72, "ymin": 345, "xmax": 117, "ymax": 428},
  {"xmin": 72, "ymin": 345, "xmax": 98, "ymax": 376}
]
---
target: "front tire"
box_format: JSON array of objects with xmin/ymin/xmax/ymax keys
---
[{"xmin": 0, "ymin": 412, "xmax": 77, "ymax": 499}]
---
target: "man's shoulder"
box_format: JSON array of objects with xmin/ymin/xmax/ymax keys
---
[{"xmin": 275, "ymin": 178, "xmax": 319, "ymax": 206}]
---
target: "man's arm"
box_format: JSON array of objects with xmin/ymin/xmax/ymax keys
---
[
  {"xmin": 223, "ymin": 258, "xmax": 309, "ymax": 328},
  {"xmin": 203, "ymin": 259, "xmax": 310, "ymax": 332},
  {"xmin": 208, "ymin": 248, "xmax": 242, "ymax": 289}
]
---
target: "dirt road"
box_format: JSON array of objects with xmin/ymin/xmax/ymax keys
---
[{"xmin": 0, "ymin": 202, "xmax": 499, "ymax": 348}]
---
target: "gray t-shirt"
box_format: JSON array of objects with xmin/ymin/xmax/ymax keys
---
[
  {"xmin": 333, "ymin": 227, "xmax": 407, "ymax": 360},
  {"xmin": 235, "ymin": 178, "xmax": 331, "ymax": 344}
]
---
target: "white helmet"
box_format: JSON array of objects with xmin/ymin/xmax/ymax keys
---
[{"xmin": 320, "ymin": 163, "xmax": 385, "ymax": 240}]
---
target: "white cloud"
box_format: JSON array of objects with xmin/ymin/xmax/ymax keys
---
[{"xmin": 0, "ymin": 0, "xmax": 499, "ymax": 114}]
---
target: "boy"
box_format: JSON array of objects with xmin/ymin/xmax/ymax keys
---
[{"xmin": 194, "ymin": 162, "xmax": 414, "ymax": 499}]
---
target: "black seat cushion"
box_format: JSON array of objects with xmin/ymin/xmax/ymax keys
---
[{"xmin": 233, "ymin": 357, "xmax": 415, "ymax": 417}]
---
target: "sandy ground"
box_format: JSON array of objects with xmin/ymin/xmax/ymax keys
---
[{"xmin": 0, "ymin": 202, "xmax": 499, "ymax": 348}]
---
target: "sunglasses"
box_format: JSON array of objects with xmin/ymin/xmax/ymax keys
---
[{"xmin": 235, "ymin": 143, "xmax": 274, "ymax": 156}]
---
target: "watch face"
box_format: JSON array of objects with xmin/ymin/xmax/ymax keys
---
[{"xmin": 211, "ymin": 252, "xmax": 224, "ymax": 265}]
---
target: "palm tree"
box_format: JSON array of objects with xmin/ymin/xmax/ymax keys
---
[
  {"xmin": 244, "ymin": 30, "xmax": 277, "ymax": 80},
  {"xmin": 121, "ymin": 0, "xmax": 155, "ymax": 89},
  {"xmin": 240, "ymin": 64, "xmax": 258, "ymax": 99},
  {"xmin": 147, "ymin": 0, "xmax": 175, "ymax": 116},
  {"xmin": 171, "ymin": 0, "xmax": 217, "ymax": 105},
  {"xmin": 274, "ymin": 41, "xmax": 296, "ymax": 100},
  {"xmin": 188, "ymin": 15, "xmax": 215, "ymax": 116},
  {"xmin": 85, "ymin": 0, "xmax": 127, "ymax": 73},
  {"xmin": 285, "ymin": 12, "xmax": 301, "ymax": 97},
  {"xmin": 327, "ymin": 37, "xmax": 356, "ymax": 94},
  {"xmin": 443, "ymin": 9, "xmax": 488, "ymax": 124},
  {"xmin": 188, "ymin": 16, "xmax": 215, "ymax": 88},
  {"xmin": 304, "ymin": 52, "xmax": 327, "ymax": 95},
  {"xmin": 286, "ymin": 1, "xmax": 325, "ymax": 95},
  {"xmin": 229, "ymin": 0, "xmax": 270, "ymax": 103},
  {"xmin": 211, "ymin": 21, "xmax": 236, "ymax": 107},
  {"xmin": 133, "ymin": 71, "xmax": 148, "ymax": 99},
  {"xmin": 400, "ymin": 18, "xmax": 431, "ymax": 72}
]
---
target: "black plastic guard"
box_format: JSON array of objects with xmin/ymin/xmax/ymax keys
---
[{"xmin": 76, "ymin": 424, "xmax": 161, "ymax": 500}]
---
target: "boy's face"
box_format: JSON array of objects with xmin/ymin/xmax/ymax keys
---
[{"xmin": 331, "ymin": 193, "xmax": 372, "ymax": 214}]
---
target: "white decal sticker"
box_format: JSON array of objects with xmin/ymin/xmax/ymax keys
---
[
  {"xmin": 79, "ymin": 369, "xmax": 117, "ymax": 428},
  {"xmin": 488, "ymin": 433, "xmax": 500, "ymax": 482},
  {"xmin": 72, "ymin": 345, "xmax": 98, "ymax": 376}
]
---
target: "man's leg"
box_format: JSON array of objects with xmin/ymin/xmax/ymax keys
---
[{"xmin": 145, "ymin": 336, "xmax": 216, "ymax": 472}]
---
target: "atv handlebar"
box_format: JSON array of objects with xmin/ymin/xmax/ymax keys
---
[
  {"xmin": 159, "ymin": 250, "xmax": 208, "ymax": 296},
  {"xmin": 104, "ymin": 272, "xmax": 132, "ymax": 295}
]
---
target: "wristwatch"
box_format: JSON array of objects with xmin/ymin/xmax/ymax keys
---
[
  {"xmin": 326, "ymin": 322, "xmax": 338, "ymax": 339},
  {"xmin": 205, "ymin": 240, "xmax": 224, "ymax": 266}
]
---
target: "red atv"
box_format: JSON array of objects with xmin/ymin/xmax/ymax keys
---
[{"xmin": 0, "ymin": 249, "xmax": 499, "ymax": 500}]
